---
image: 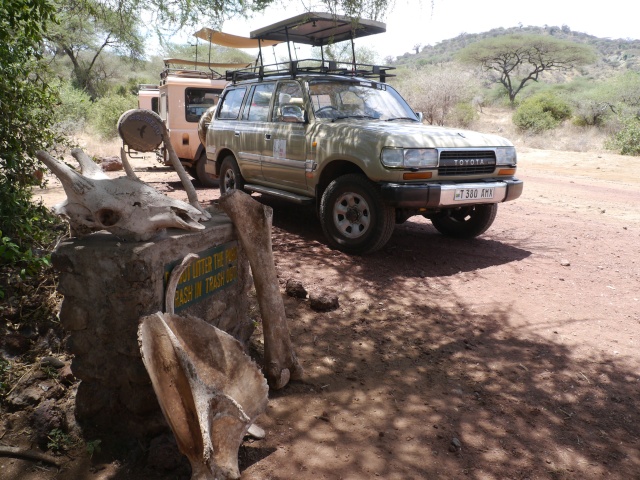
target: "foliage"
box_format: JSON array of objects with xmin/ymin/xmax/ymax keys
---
[
  {"xmin": 447, "ymin": 102, "xmax": 478, "ymax": 128},
  {"xmin": 47, "ymin": 428, "xmax": 73, "ymax": 453},
  {"xmin": 393, "ymin": 64, "xmax": 479, "ymax": 126},
  {"xmin": 0, "ymin": 0, "xmax": 65, "ymax": 280},
  {"xmin": 456, "ymin": 34, "xmax": 596, "ymax": 105},
  {"xmin": 86, "ymin": 439, "xmax": 102, "ymax": 458},
  {"xmin": 512, "ymin": 93, "xmax": 572, "ymax": 133},
  {"xmin": 0, "ymin": 358, "xmax": 10, "ymax": 397},
  {"xmin": 88, "ymin": 92, "xmax": 138, "ymax": 139},
  {"xmin": 605, "ymin": 116, "xmax": 640, "ymax": 155},
  {"xmin": 45, "ymin": 0, "xmax": 145, "ymax": 98},
  {"xmin": 55, "ymin": 81, "xmax": 93, "ymax": 134}
]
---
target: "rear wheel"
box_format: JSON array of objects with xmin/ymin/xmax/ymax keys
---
[
  {"xmin": 429, "ymin": 203, "xmax": 498, "ymax": 238},
  {"xmin": 319, "ymin": 174, "xmax": 395, "ymax": 254},
  {"xmin": 195, "ymin": 151, "xmax": 218, "ymax": 188},
  {"xmin": 219, "ymin": 155, "xmax": 245, "ymax": 194}
]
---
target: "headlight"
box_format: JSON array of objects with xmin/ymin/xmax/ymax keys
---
[
  {"xmin": 496, "ymin": 146, "xmax": 517, "ymax": 165},
  {"xmin": 381, "ymin": 148, "xmax": 438, "ymax": 168}
]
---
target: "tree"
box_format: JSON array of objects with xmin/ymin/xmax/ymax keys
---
[
  {"xmin": 45, "ymin": 0, "xmax": 395, "ymax": 98},
  {"xmin": 456, "ymin": 34, "xmax": 596, "ymax": 106},
  {"xmin": 393, "ymin": 64, "xmax": 479, "ymax": 126},
  {"xmin": 1, "ymin": 0, "xmax": 64, "ymax": 273}
]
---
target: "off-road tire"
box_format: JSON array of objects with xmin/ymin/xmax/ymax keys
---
[
  {"xmin": 219, "ymin": 155, "xmax": 245, "ymax": 194},
  {"xmin": 430, "ymin": 203, "xmax": 498, "ymax": 238},
  {"xmin": 320, "ymin": 174, "xmax": 395, "ymax": 254}
]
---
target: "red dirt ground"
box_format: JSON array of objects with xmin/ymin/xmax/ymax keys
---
[{"xmin": 4, "ymin": 145, "xmax": 640, "ymax": 480}]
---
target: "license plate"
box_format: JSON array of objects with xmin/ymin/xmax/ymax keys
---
[{"xmin": 454, "ymin": 187, "xmax": 495, "ymax": 201}]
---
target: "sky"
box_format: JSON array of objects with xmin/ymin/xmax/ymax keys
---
[{"xmin": 205, "ymin": 0, "xmax": 639, "ymax": 61}]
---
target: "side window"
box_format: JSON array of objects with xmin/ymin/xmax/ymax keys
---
[
  {"xmin": 185, "ymin": 88, "xmax": 223, "ymax": 122},
  {"xmin": 217, "ymin": 88, "xmax": 247, "ymax": 120},
  {"xmin": 245, "ymin": 83, "xmax": 275, "ymax": 122},
  {"xmin": 151, "ymin": 97, "xmax": 159, "ymax": 114},
  {"xmin": 272, "ymin": 81, "xmax": 305, "ymax": 122}
]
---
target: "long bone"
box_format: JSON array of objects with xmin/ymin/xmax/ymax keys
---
[{"xmin": 218, "ymin": 190, "xmax": 303, "ymax": 389}]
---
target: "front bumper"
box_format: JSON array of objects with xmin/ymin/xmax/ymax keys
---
[{"xmin": 380, "ymin": 178, "xmax": 524, "ymax": 208}]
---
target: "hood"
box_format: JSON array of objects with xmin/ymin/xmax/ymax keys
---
[{"xmin": 318, "ymin": 119, "xmax": 514, "ymax": 149}]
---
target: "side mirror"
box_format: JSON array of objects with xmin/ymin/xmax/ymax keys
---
[
  {"xmin": 281, "ymin": 105, "xmax": 306, "ymax": 123},
  {"xmin": 415, "ymin": 111, "xmax": 423, "ymax": 122}
]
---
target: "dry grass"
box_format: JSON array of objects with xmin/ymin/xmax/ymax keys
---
[
  {"xmin": 471, "ymin": 107, "xmax": 610, "ymax": 153},
  {"xmin": 72, "ymin": 131, "xmax": 122, "ymax": 158}
]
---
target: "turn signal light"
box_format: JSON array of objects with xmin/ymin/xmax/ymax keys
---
[
  {"xmin": 403, "ymin": 172, "xmax": 432, "ymax": 180},
  {"xmin": 498, "ymin": 168, "xmax": 516, "ymax": 176}
]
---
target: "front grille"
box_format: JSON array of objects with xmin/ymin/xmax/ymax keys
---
[{"xmin": 438, "ymin": 150, "xmax": 496, "ymax": 176}]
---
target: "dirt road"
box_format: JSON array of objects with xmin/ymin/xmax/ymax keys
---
[{"xmin": 25, "ymin": 147, "xmax": 640, "ymax": 479}]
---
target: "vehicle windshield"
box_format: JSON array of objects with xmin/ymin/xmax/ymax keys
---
[{"xmin": 308, "ymin": 79, "xmax": 419, "ymax": 121}]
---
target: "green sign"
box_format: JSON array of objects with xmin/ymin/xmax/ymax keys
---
[{"xmin": 163, "ymin": 241, "xmax": 239, "ymax": 312}]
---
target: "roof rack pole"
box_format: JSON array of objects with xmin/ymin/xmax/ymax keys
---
[
  {"xmin": 285, "ymin": 26, "xmax": 293, "ymax": 64},
  {"xmin": 351, "ymin": 33, "xmax": 356, "ymax": 70},
  {"xmin": 195, "ymin": 36, "xmax": 199, "ymax": 67},
  {"xmin": 257, "ymin": 39, "xmax": 264, "ymax": 70}
]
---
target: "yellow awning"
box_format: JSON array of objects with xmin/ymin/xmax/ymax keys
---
[{"xmin": 194, "ymin": 28, "xmax": 280, "ymax": 48}]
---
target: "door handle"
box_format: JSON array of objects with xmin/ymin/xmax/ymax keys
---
[{"xmin": 234, "ymin": 131, "xmax": 240, "ymax": 137}]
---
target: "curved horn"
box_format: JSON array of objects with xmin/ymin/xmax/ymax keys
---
[{"xmin": 36, "ymin": 150, "xmax": 94, "ymax": 195}]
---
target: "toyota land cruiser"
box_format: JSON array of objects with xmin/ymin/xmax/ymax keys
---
[{"xmin": 203, "ymin": 13, "xmax": 523, "ymax": 254}]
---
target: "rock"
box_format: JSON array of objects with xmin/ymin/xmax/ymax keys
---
[
  {"xmin": 59, "ymin": 364, "xmax": 76, "ymax": 385},
  {"xmin": 560, "ymin": 259, "xmax": 571, "ymax": 266},
  {"xmin": 31, "ymin": 399, "xmax": 66, "ymax": 449},
  {"xmin": 99, "ymin": 155, "xmax": 123, "ymax": 171},
  {"xmin": 285, "ymin": 279, "xmax": 307, "ymax": 299},
  {"xmin": 449, "ymin": 437, "xmax": 462, "ymax": 452},
  {"xmin": 6, "ymin": 383, "xmax": 45, "ymax": 409},
  {"xmin": 41, "ymin": 356, "xmax": 65, "ymax": 368},
  {"xmin": 309, "ymin": 292, "xmax": 339, "ymax": 312}
]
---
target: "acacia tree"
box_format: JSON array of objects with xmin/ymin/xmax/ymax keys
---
[
  {"xmin": 457, "ymin": 34, "xmax": 596, "ymax": 106},
  {"xmin": 45, "ymin": 0, "xmax": 394, "ymax": 97}
]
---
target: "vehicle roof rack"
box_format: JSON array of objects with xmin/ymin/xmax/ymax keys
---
[
  {"xmin": 161, "ymin": 58, "xmax": 252, "ymax": 80},
  {"xmin": 250, "ymin": 12, "xmax": 386, "ymax": 46},
  {"xmin": 223, "ymin": 12, "xmax": 393, "ymax": 83},
  {"xmin": 225, "ymin": 58, "xmax": 395, "ymax": 83}
]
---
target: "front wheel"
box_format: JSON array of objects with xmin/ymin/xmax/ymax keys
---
[
  {"xmin": 319, "ymin": 174, "xmax": 395, "ymax": 254},
  {"xmin": 219, "ymin": 155, "xmax": 245, "ymax": 194},
  {"xmin": 429, "ymin": 203, "xmax": 498, "ymax": 238},
  {"xmin": 195, "ymin": 151, "xmax": 218, "ymax": 188}
]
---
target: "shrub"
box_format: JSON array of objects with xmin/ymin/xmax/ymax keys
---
[
  {"xmin": 447, "ymin": 102, "xmax": 478, "ymax": 127},
  {"xmin": 605, "ymin": 116, "xmax": 640, "ymax": 155},
  {"xmin": 513, "ymin": 94, "xmax": 572, "ymax": 133},
  {"xmin": 56, "ymin": 82, "xmax": 92, "ymax": 134},
  {"xmin": 88, "ymin": 93, "xmax": 137, "ymax": 139}
]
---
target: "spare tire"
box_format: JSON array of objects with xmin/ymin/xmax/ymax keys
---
[
  {"xmin": 117, "ymin": 109, "xmax": 164, "ymax": 152},
  {"xmin": 198, "ymin": 105, "xmax": 217, "ymax": 147}
]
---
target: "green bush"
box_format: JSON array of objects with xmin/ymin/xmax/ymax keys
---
[
  {"xmin": 88, "ymin": 93, "xmax": 137, "ymax": 139},
  {"xmin": 605, "ymin": 116, "xmax": 640, "ymax": 155},
  {"xmin": 447, "ymin": 102, "xmax": 478, "ymax": 127},
  {"xmin": 56, "ymin": 82, "xmax": 92, "ymax": 134},
  {"xmin": 513, "ymin": 94, "xmax": 572, "ymax": 133}
]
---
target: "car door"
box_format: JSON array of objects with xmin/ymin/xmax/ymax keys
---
[
  {"xmin": 260, "ymin": 81, "xmax": 308, "ymax": 192},
  {"xmin": 235, "ymin": 83, "xmax": 276, "ymax": 182}
]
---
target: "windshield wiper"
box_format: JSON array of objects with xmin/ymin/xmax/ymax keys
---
[
  {"xmin": 385, "ymin": 117, "xmax": 419, "ymax": 122},
  {"xmin": 331, "ymin": 114, "xmax": 377, "ymax": 122}
]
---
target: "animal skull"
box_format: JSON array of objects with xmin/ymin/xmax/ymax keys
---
[
  {"xmin": 138, "ymin": 311, "xmax": 269, "ymax": 479},
  {"xmin": 36, "ymin": 148, "xmax": 207, "ymax": 241}
]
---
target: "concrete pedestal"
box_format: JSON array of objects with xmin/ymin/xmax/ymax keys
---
[{"xmin": 52, "ymin": 211, "xmax": 252, "ymax": 436}]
